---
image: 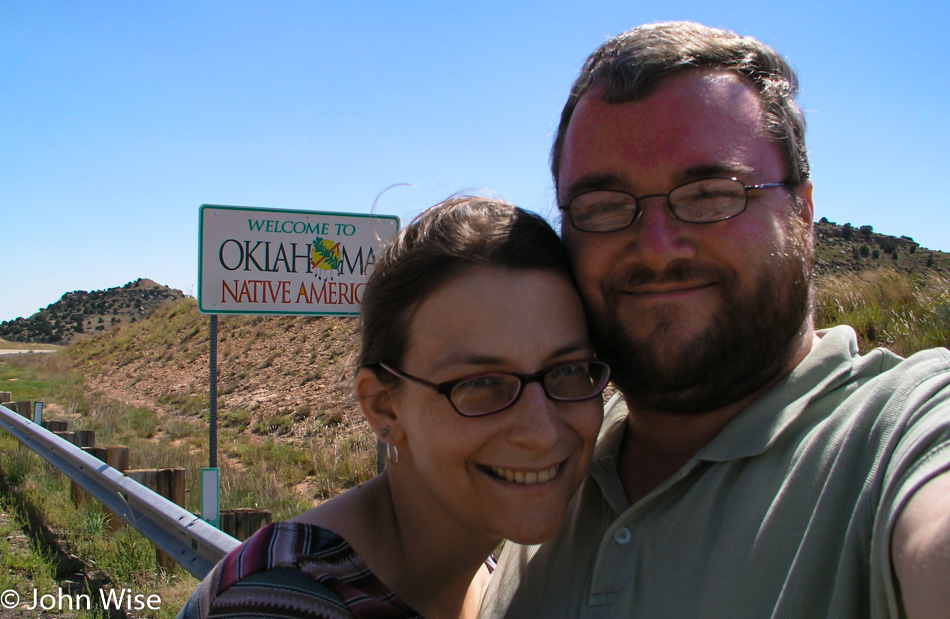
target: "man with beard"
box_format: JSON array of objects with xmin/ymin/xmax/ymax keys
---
[{"xmin": 480, "ymin": 22, "xmax": 950, "ymax": 619}]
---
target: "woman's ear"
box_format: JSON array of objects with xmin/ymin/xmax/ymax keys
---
[{"xmin": 355, "ymin": 367, "xmax": 402, "ymax": 441}]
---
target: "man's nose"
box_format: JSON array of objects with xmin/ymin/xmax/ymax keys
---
[{"xmin": 627, "ymin": 196, "xmax": 697, "ymax": 269}]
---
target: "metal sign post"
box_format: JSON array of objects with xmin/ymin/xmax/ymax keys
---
[{"xmin": 209, "ymin": 315, "xmax": 218, "ymax": 469}]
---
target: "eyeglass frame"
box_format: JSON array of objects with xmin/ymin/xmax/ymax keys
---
[
  {"xmin": 374, "ymin": 359, "xmax": 611, "ymax": 417},
  {"xmin": 558, "ymin": 177, "xmax": 793, "ymax": 233}
]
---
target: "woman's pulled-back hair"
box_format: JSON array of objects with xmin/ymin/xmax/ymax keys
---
[{"xmin": 358, "ymin": 195, "xmax": 572, "ymax": 373}]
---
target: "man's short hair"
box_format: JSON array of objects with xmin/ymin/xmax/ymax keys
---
[{"xmin": 551, "ymin": 21, "xmax": 809, "ymax": 190}]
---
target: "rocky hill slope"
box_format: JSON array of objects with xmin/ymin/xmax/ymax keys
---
[
  {"xmin": 813, "ymin": 219, "xmax": 949, "ymax": 275},
  {"xmin": 0, "ymin": 278, "xmax": 185, "ymax": 344},
  {"xmin": 71, "ymin": 299, "xmax": 366, "ymax": 444}
]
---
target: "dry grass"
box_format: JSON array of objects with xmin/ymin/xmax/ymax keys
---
[{"xmin": 815, "ymin": 268, "xmax": 950, "ymax": 355}]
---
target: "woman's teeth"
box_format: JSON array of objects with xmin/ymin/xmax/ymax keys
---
[{"xmin": 488, "ymin": 464, "xmax": 559, "ymax": 485}]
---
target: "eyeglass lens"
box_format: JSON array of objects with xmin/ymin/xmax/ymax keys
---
[
  {"xmin": 570, "ymin": 178, "xmax": 749, "ymax": 231},
  {"xmin": 669, "ymin": 179, "xmax": 746, "ymax": 222},
  {"xmin": 450, "ymin": 361, "xmax": 608, "ymax": 415}
]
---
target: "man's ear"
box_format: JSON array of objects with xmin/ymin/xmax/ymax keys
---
[
  {"xmin": 794, "ymin": 179, "xmax": 814, "ymax": 226},
  {"xmin": 355, "ymin": 367, "xmax": 403, "ymax": 442}
]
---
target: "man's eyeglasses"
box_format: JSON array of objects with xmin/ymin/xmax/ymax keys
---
[
  {"xmin": 375, "ymin": 360, "xmax": 611, "ymax": 417},
  {"xmin": 559, "ymin": 177, "xmax": 792, "ymax": 233}
]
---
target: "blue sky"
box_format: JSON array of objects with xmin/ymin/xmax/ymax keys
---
[{"xmin": 2, "ymin": 0, "xmax": 948, "ymax": 322}]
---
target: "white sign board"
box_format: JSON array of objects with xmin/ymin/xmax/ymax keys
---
[
  {"xmin": 200, "ymin": 467, "xmax": 219, "ymax": 526},
  {"xmin": 199, "ymin": 204, "xmax": 399, "ymax": 316}
]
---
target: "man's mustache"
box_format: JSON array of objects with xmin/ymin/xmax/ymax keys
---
[{"xmin": 618, "ymin": 261, "xmax": 733, "ymax": 289}]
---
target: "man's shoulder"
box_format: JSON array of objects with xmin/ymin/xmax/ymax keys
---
[
  {"xmin": 807, "ymin": 326, "xmax": 950, "ymax": 397},
  {"xmin": 856, "ymin": 343, "xmax": 950, "ymax": 393}
]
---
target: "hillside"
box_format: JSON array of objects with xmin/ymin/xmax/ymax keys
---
[
  {"xmin": 70, "ymin": 299, "xmax": 367, "ymax": 448},
  {"xmin": 0, "ymin": 278, "xmax": 185, "ymax": 344},
  {"xmin": 813, "ymin": 219, "xmax": 950, "ymax": 274}
]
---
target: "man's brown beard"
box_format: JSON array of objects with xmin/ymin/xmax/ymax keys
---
[{"xmin": 592, "ymin": 219, "xmax": 814, "ymax": 415}]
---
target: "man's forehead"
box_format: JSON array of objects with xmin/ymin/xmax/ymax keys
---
[
  {"xmin": 560, "ymin": 69, "xmax": 771, "ymax": 191},
  {"xmin": 578, "ymin": 68, "xmax": 762, "ymax": 128}
]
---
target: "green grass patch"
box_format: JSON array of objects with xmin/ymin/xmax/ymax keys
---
[{"xmin": 0, "ymin": 432, "xmax": 197, "ymax": 618}]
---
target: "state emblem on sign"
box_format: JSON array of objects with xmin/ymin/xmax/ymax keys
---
[{"xmin": 310, "ymin": 237, "xmax": 342, "ymax": 272}]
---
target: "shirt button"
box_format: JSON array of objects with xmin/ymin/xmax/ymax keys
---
[{"xmin": 614, "ymin": 527, "xmax": 632, "ymax": 545}]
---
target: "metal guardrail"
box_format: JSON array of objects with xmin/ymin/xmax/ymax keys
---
[{"xmin": 0, "ymin": 403, "xmax": 239, "ymax": 579}]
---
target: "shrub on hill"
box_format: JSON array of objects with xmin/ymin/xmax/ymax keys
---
[{"xmin": 0, "ymin": 278, "xmax": 185, "ymax": 344}]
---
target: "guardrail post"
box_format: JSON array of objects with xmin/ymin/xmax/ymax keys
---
[
  {"xmin": 219, "ymin": 508, "xmax": 272, "ymax": 541},
  {"xmin": 75, "ymin": 446, "xmax": 108, "ymax": 505},
  {"xmin": 68, "ymin": 431, "xmax": 95, "ymax": 501},
  {"xmin": 106, "ymin": 445, "xmax": 130, "ymax": 472},
  {"xmin": 0, "ymin": 391, "xmax": 11, "ymax": 404},
  {"xmin": 48, "ymin": 431, "xmax": 75, "ymax": 468},
  {"xmin": 127, "ymin": 468, "xmax": 187, "ymax": 572},
  {"xmin": 73, "ymin": 430, "xmax": 95, "ymax": 447},
  {"xmin": 104, "ymin": 446, "xmax": 130, "ymax": 530}
]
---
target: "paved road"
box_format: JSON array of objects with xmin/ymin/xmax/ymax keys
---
[{"xmin": 0, "ymin": 349, "xmax": 55, "ymax": 357}]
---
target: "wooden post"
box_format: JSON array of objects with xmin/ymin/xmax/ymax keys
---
[
  {"xmin": 13, "ymin": 401, "xmax": 31, "ymax": 418},
  {"xmin": 219, "ymin": 508, "xmax": 272, "ymax": 541},
  {"xmin": 68, "ymin": 428, "xmax": 96, "ymax": 497},
  {"xmin": 105, "ymin": 445, "xmax": 130, "ymax": 472},
  {"xmin": 73, "ymin": 446, "xmax": 108, "ymax": 505},
  {"xmin": 82, "ymin": 446, "xmax": 108, "ymax": 461},
  {"xmin": 104, "ymin": 446, "xmax": 130, "ymax": 531},
  {"xmin": 48, "ymin": 431, "xmax": 74, "ymax": 474},
  {"xmin": 72, "ymin": 430, "xmax": 95, "ymax": 448},
  {"xmin": 127, "ymin": 468, "xmax": 187, "ymax": 572},
  {"xmin": 42, "ymin": 420, "xmax": 69, "ymax": 432},
  {"xmin": 0, "ymin": 391, "xmax": 12, "ymax": 404}
]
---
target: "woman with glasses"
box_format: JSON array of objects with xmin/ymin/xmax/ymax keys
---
[{"xmin": 180, "ymin": 196, "xmax": 609, "ymax": 619}]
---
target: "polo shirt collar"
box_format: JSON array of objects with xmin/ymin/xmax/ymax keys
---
[
  {"xmin": 587, "ymin": 325, "xmax": 862, "ymax": 512},
  {"xmin": 700, "ymin": 325, "xmax": 860, "ymax": 461}
]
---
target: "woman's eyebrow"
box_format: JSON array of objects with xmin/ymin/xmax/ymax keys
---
[{"xmin": 428, "ymin": 341, "xmax": 593, "ymax": 373}]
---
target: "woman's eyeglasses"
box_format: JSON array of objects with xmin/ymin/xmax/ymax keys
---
[{"xmin": 374, "ymin": 360, "xmax": 611, "ymax": 417}]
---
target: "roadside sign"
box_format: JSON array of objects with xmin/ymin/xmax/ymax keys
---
[
  {"xmin": 200, "ymin": 467, "xmax": 219, "ymax": 528},
  {"xmin": 198, "ymin": 204, "xmax": 399, "ymax": 316}
]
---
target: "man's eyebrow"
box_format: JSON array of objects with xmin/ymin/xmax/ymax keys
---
[
  {"xmin": 675, "ymin": 162, "xmax": 755, "ymax": 183},
  {"xmin": 562, "ymin": 163, "xmax": 757, "ymax": 201},
  {"xmin": 561, "ymin": 174, "xmax": 626, "ymax": 201}
]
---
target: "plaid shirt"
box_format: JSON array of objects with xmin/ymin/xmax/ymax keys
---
[{"xmin": 178, "ymin": 522, "xmax": 422, "ymax": 618}]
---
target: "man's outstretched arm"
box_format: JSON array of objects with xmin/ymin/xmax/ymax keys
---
[{"xmin": 893, "ymin": 468, "xmax": 950, "ymax": 618}]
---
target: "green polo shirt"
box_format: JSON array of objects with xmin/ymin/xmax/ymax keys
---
[{"xmin": 480, "ymin": 326, "xmax": 950, "ymax": 618}]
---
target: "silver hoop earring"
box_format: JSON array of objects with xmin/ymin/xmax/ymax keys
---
[{"xmin": 386, "ymin": 441, "xmax": 399, "ymax": 465}]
